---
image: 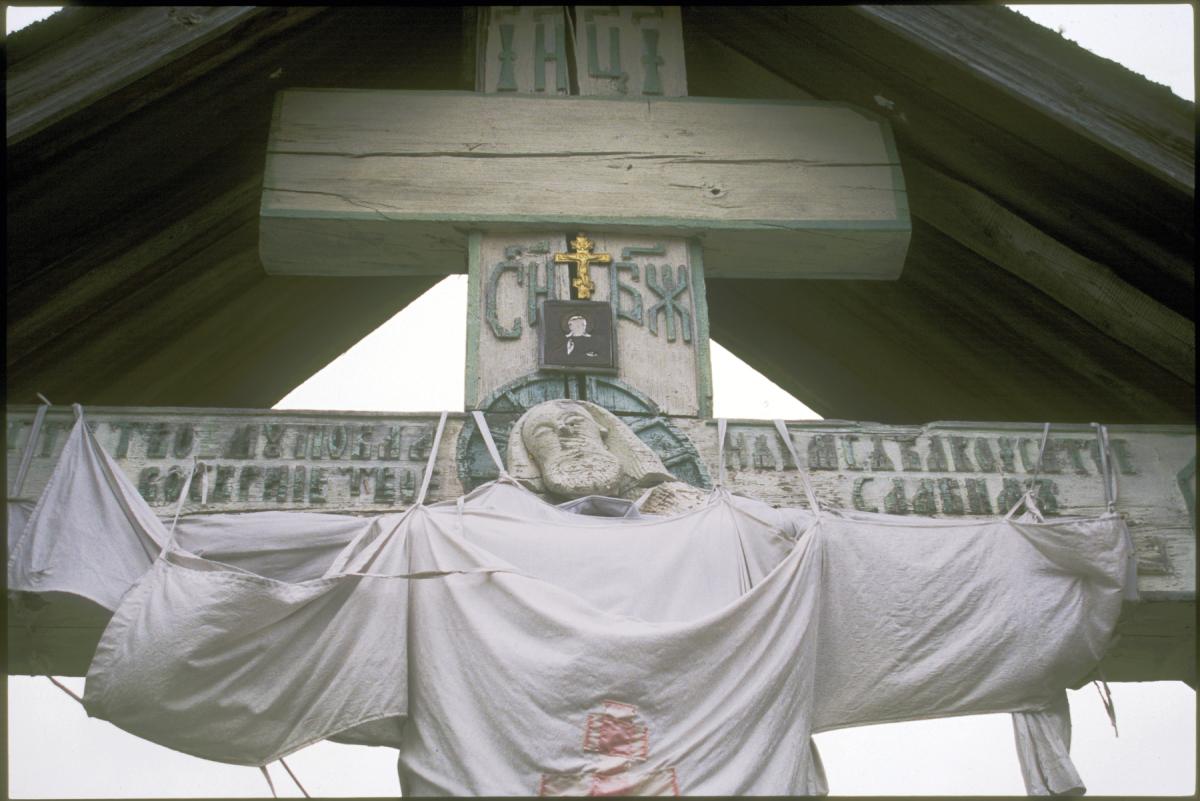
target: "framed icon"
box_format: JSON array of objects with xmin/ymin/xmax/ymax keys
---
[{"xmin": 539, "ymin": 300, "xmax": 617, "ymax": 373}]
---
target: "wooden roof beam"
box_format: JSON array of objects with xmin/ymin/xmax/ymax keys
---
[
  {"xmin": 685, "ymin": 7, "xmax": 1194, "ymax": 317},
  {"xmin": 904, "ymin": 158, "xmax": 1195, "ymax": 385},
  {"xmin": 6, "ymin": 7, "xmax": 328, "ymax": 165},
  {"xmin": 856, "ymin": 5, "xmax": 1194, "ymax": 195}
]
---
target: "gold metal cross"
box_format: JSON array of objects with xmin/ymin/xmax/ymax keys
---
[{"xmin": 554, "ymin": 233, "xmax": 611, "ymax": 300}]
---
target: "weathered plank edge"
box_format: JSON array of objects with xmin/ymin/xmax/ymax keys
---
[
  {"xmin": 854, "ymin": 6, "xmax": 1195, "ymax": 195},
  {"xmin": 6, "ymin": 406, "xmax": 1195, "ymax": 434},
  {"xmin": 689, "ymin": 239, "xmax": 714, "ymax": 419},
  {"xmin": 260, "ymin": 208, "xmax": 913, "ymax": 231},
  {"xmin": 464, "ymin": 230, "xmax": 484, "ymax": 410},
  {"xmin": 268, "ymin": 85, "xmax": 917, "ymax": 115}
]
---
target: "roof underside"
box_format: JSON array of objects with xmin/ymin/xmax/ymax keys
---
[{"xmin": 6, "ymin": 6, "xmax": 1194, "ymax": 423}]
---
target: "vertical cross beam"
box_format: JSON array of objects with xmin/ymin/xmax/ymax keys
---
[{"xmin": 468, "ymin": 6, "xmax": 710, "ymax": 416}]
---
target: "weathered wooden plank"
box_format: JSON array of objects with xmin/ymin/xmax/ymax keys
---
[
  {"xmin": 7, "ymin": 406, "xmax": 1193, "ymax": 681},
  {"xmin": 259, "ymin": 90, "xmax": 909, "ymax": 279},
  {"xmin": 856, "ymin": 5, "xmax": 1194, "ymax": 194},
  {"xmin": 571, "ymin": 6, "xmax": 687, "ymax": 97},
  {"xmin": 8, "ymin": 178, "xmax": 263, "ymax": 368},
  {"xmin": 6, "ymin": 7, "xmax": 329, "ymax": 152},
  {"xmin": 904, "ymin": 158, "xmax": 1195, "ymax": 385},
  {"xmin": 685, "ymin": 7, "xmax": 1194, "ymax": 316},
  {"xmin": 468, "ymin": 232, "xmax": 571, "ymax": 407},
  {"xmin": 479, "ymin": 6, "xmax": 571, "ymax": 95},
  {"xmin": 466, "ymin": 233, "xmax": 712, "ymax": 416},
  {"xmin": 707, "ymin": 227, "xmax": 1195, "ymax": 426}
]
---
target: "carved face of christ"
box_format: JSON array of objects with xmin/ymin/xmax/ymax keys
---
[{"xmin": 520, "ymin": 401, "xmax": 623, "ymax": 498}]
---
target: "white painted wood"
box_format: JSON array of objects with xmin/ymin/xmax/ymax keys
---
[
  {"xmin": 260, "ymin": 91, "xmax": 909, "ymax": 278},
  {"xmin": 585, "ymin": 234, "xmax": 702, "ymax": 415},
  {"xmin": 471, "ymin": 233, "xmax": 571, "ymax": 404},
  {"xmin": 480, "ymin": 6, "xmax": 571, "ymax": 95},
  {"xmin": 571, "ymin": 6, "xmax": 687, "ymax": 97},
  {"xmin": 467, "ymin": 233, "xmax": 710, "ymax": 416}
]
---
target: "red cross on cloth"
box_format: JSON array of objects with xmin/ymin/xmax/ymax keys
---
[{"xmin": 539, "ymin": 700, "xmax": 680, "ymax": 796}]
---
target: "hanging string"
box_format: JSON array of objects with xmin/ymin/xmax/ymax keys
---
[
  {"xmin": 28, "ymin": 651, "xmax": 85, "ymax": 707},
  {"xmin": 1091, "ymin": 669, "xmax": 1119, "ymax": 738},
  {"xmin": 280, "ymin": 758, "xmax": 311, "ymax": 798},
  {"xmin": 471, "ymin": 410, "xmax": 508, "ymax": 477},
  {"xmin": 716, "ymin": 419, "xmax": 728, "ymax": 488},
  {"xmin": 416, "ymin": 411, "xmax": 449, "ymax": 506},
  {"xmin": 1005, "ymin": 423, "xmax": 1051, "ymax": 521},
  {"xmin": 1027, "ymin": 422, "xmax": 1051, "ymax": 508},
  {"xmin": 12, "ymin": 395, "xmax": 51, "ymax": 497},
  {"xmin": 1091, "ymin": 422, "xmax": 1119, "ymax": 513},
  {"xmin": 45, "ymin": 675, "xmax": 84, "ymax": 705},
  {"xmin": 169, "ymin": 458, "xmax": 207, "ymax": 540},
  {"xmin": 259, "ymin": 765, "xmax": 278, "ymax": 798},
  {"xmin": 772, "ymin": 420, "xmax": 822, "ymax": 514}
]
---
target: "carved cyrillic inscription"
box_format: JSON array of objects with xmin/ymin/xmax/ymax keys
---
[
  {"xmin": 9, "ymin": 409, "xmax": 1191, "ymax": 596},
  {"xmin": 732, "ymin": 425, "xmax": 1150, "ymax": 520},
  {"xmin": 7, "ymin": 415, "xmax": 445, "ymax": 510},
  {"xmin": 573, "ymin": 6, "xmax": 687, "ymax": 97},
  {"xmin": 486, "ymin": 7, "xmax": 571, "ymax": 95},
  {"xmin": 484, "ymin": 244, "xmax": 693, "ymax": 347},
  {"xmin": 471, "ymin": 233, "xmax": 708, "ymax": 418},
  {"xmin": 645, "ymin": 264, "xmax": 692, "ymax": 343}
]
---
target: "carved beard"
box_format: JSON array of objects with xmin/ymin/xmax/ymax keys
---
[{"xmin": 540, "ymin": 448, "xmax": 624, "ymax": 498}]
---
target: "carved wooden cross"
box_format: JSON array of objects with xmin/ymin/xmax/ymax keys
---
[{"xmin": 259, "ymin": 5, "xmax": 909, "ymax": 421}]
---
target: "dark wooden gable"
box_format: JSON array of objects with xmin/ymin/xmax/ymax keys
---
[{"xmin": 6, "ymin": 6, "xmax": 1194, "ymax": 423}]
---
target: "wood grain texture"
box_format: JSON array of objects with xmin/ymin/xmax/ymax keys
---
[
  {"xmin": 260, "ymin": 90, "xmax": 909, "ymax": 278},
  {"xmin": 685, "ymin": 7, "xmax": 1194, "ymax": 317},
  {"xmin": 480, "ymin": 6, "xmax": 571, "ymax": 95},
  {"xmin": 469, "ymin": 233, "xmax": 570, "ymax": 406},
  {"xmin": 7, "ymin": 405, "xmax": 1194, "ymax": 680},
  {"xmin": 7, "ymin": 8, "xmax": 465, "ymax": 409},
  {"xmin": 467, "ymin": 233, "xmax": 709, "ymax": 416},
  {"xmin": 905, "ymin": 159, "xmax": 1195, "ymax": 384},
  {"xmin": 7, "ymin": 7, "xmax": 328, "ymax": 158},
  {"xmin": 707, "ymin": 225, "xmax": 1195, "ymax": 425},
  {"xmin": 571, "ymin": 6, "xmax": 687, "ymax": 97},
  {"xmin": 579, "ymin": 234, "xmax": 705, "ymax": 416},
  {"xmin": 856, "ymin": 5, "xmax": 1194, "ymax": 194}
]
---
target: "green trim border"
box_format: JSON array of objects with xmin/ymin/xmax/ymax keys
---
[
  {"xmin": 463, "ymin": 230, "xmax": 483, "ymax": 410},
  {"xmin": 260, "ymin": 207, "xmax": 911, "ymax": 231},
  {"xmin": 689, "ymin": 239, "xmax": 714, "ymax": 419},
  {"xmin": 279, "ymin": 87, "xmax": 907, "ymax": 113}
]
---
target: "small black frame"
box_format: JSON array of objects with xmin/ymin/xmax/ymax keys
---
[{"xmin": 538, "ymin": 300, "xmax": 618, "ymax": 373}]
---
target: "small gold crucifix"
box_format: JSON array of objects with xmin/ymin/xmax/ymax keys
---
[{"xmin": 554, "ymin": 233, "xmax": 611, "ymax": 300}]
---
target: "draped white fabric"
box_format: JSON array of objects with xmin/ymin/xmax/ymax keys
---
[{"xmin": 7, "ymin": 410, "xmax": 1133, "ymax": 796}]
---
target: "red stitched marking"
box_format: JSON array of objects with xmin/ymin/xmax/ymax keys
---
[
  {"xmin": 540, "ymin": 700, "xmax": 678, "ymax": 796},
  {"xmin": 601, "ymin": 699, "xmax": 638, "ymax": 716}
]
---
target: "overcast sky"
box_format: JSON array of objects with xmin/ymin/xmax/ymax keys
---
[{"xmin": 6, "ymin": 4, "xmax": 1196, "ymax": 798}]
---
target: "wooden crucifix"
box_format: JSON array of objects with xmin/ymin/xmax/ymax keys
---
[{"xmin": 259, "ymin": 4, "xmax": 910, "ymax": 423}]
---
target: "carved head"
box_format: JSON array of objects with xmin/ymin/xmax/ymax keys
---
[{"xmin": 507, "ymin": 400, "xmax": 674, "ymax": 498}]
